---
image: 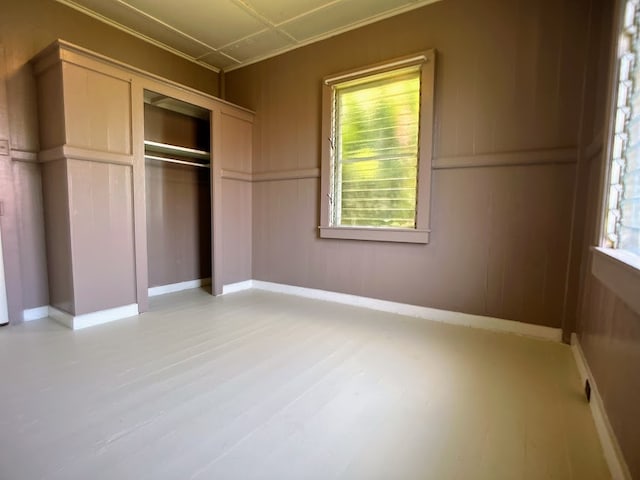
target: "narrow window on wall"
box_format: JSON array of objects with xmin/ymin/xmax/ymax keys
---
[
  {"xmin": 333, "ymin": 68, "xmax": 420, "ymax": 228},
  {"xmin": 605, "ymin": 0, "xmax": 640, "ymax": 255},
  {"xmin": 319, "ymin": 52, "xmax": 436, "ymax": 244}
]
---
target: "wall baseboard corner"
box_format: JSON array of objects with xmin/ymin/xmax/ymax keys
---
[
  {"xmin": 571, "ymin": 333, "xmax": 632, "ymax": 480},
  {"xmin": 49, "ymin": 304, "xmax": 139, "ymax": 330},
  {"xmin": 148, "ymin": 278, "xmax": 212, "ymax": 297},
  {"xmin": 242, "ymin": 280, "xmax": 562, "ymax": 342},
  {"xmin": 222, "ymin": 280, "xmax": 254, "ymax": 294},
  {"xmin": 23, "ymin": 306, "xmax": 50, "ymax": 321}
]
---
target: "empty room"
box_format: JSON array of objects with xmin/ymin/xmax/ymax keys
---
[{"xmin": 0, "ymin": 0, "xmax": 638, "ymax": 478}]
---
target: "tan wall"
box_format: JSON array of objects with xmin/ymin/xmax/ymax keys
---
[
  {"xmin": 219, "ymin": 110, "xmax": 253, "ymax": 285},
  {"xmin": 225, "ymin": 0, "xmax": 593, "ymax": 328},
  {"xmin": 67, "ymin": 159, "xmax": 137, "ymax": 315},
  {"xmin": 0, "ymin": 0, "xmax": 219, "ymax": 316},
  {"xmin": 579, "ymin": 275, "xmax": 640, "ymax": 478},
  {"xmin": 221, "ymin": 179, "xmax": 252, "ymax": 284},
  {"xmin": 145, "ymin": 162, "xmax": 212, "ymax": 287},
  {"xmin": 14, "ymin": 161, "xmax": 49, "ymax": 309},
  {"xmin": 40, "ymin": 160, "xmax": 73, "ymax": 313},
  {"xmin": 144, "ymin": 104, "xmax": 210, "ymax": 151},
  {"xmin": 571, "ymin": 0, "xmax": 640, "ymax": 475}
]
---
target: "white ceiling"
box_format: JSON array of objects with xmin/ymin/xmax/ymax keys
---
[{"xmin": 56, "ymin": 0, "xmax": 442, "ymax": 72}]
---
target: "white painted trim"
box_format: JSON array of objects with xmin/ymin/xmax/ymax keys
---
[
  {"xmin": 22, "ymin": 306, "xmax": 49, "ymax": 322},
  {"xmin": 148, "ymin": 278, "xmax": 211, "ymax": 297},
  {"xmin": 570, "ymin": 333, "xmax": 632, "ymax": 480},
  {"xmin": 251, "ymin": 281, "xmax": 562, "ymax": 341},
  {"xmin": 0, "ymin": 224, "xmax": 8, "ymax": 325},
  {"xmin": 222, "ymin": 280, "xmax": 254, "ymax": 294},
  {"xmin": 49, "ymin": 304, "xmax": 139, "ymax": 330}
]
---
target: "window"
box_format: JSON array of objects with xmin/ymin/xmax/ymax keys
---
[
  {"xmin": 592, "ymin": 0, "xmax": 640, "ymax": 316},
  {"xmin": 604, "ymin": 0, "xmax": 640, "ymax": 256},
  {"xmin": 319, "ymin": 51, "xmax": 435, "ymax": 244}
]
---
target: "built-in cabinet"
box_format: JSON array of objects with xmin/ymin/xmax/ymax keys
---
[{"xmin": 31, "ymin": 40, "xmax": 254, "ymax": 328}]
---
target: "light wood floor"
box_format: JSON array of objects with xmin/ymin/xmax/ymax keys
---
[{"xmin": 0, "ymin": 289, "xmax": 610, "ymax": 479}]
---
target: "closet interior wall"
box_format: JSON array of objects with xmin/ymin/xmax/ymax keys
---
[{"xmin": 143, "ymin": 101, "xmax": 212, "ymax": 290}]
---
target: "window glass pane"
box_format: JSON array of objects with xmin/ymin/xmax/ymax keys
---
[
  {"xmin": 605, "ymin": 0, "xmax": 640, "ymax": 255},
  {"xmin": 334, "ymin": 70, "xmax": 420, "ymax": 228}
]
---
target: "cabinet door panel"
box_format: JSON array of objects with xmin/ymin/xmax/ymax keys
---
[{"xmin": 63, "ymin": 63, "xmax": 131, "ymax": 154}]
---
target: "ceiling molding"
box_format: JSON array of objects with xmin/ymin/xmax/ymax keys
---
[{"xmin": 56, "ymin": 0, "xmax": 222, "ymax": 72}]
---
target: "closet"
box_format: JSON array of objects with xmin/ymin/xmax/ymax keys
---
[
  {"xmin": 143, "ymin": 92, "xmax": 212, "ymax": 295},
  {"xmin": 31, "ymin": 40, "xmax": 254, "ymax": 329}
]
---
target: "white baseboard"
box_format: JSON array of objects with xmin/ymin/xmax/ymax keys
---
[
  {"xmin": 571, "ymin": 333, "xmax": 631, "ymax": 480},
  {"xmin": 244, "ymin": 280, "xmax": 562, "ymax": 342},
  {"xmin": 148, "ymin": 278, "xmax": 211, "ymax": 297},
  {"xmin": 222, "ymin": 280, "xmax": 254, "ymax": 294},
  {"xmin": 23, "ymin": 306, "xmax": 50, "ymax": 321},
  {"xmin": 49, "ymin": 304, "xmax": 139, "ymax": 330}
]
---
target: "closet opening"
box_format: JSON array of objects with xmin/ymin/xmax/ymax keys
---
[{"xmin": 143, "ymin": 90, "xmax": 212, "ymax": 297}]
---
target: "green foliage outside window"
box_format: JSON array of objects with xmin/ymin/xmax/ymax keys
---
[{"xmin": 335, "ymin": 70, "xmax": 421, "ymax": 228}]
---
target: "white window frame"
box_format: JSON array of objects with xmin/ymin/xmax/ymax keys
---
[{"xmin": 318, "ymin": 51, "xmax": 436, "ymax": 244}]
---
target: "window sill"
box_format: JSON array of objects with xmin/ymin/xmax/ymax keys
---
[
  {"xmin": 319, "ymin": 226, "xmax": 430, "ymax": 244},
  {"xmin": 591, "ymin": 247, "xmax": 640, "ymax": 315}
]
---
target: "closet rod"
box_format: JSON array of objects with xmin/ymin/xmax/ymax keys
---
[{"xmin": 144, "ymin": 154, "xmax": 210, "ymax": 168}]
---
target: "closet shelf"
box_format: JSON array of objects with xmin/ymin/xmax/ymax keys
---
[
  {"xmin": 145, "ymin": 154, "xmax": 210, "ymax": 168},
  {"xmin": 144, "ymin": 140, "xmax": 210, "ymax": 160}
]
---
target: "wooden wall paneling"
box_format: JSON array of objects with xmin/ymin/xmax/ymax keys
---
[
  {"xmin": 33, "ymin": 43, "xmax": 137, "ymax": 317},
  {"xmin": 579, "ymin": 276, "xmax": 640, "ymax": 479},
  {"xmin": 143, "ymin": 104, "xmax": 209, "ymax": 151},
  {"xmin": 1, "ymin": 0, "xmax": 221, "ymax": 322},
  {"xmin": 144, "ymin": 161, "xmax": 211, "ymax": 288},
  {"xmin": 0, "ymin": 44, "xmax": 24, "ymax": 323},
  {"xmin": 13, "ymin": 161, "xmax": 49, "ymax": 309},
  {"xmin": 225, "ymin": 0, "xmax": 591, "ymax": 329},
  {"xmin": 211, "ymin": 108, "xmax": 223, "ymax": 295},
  {"xmin": 62, "ymin": 63, "xmax": 132, "ymax": 154},
  {"xmin": 131, "ymin": 84, "xmax": 148, "ymax": 312},
  {"xmin": 220, "ymin": 110, "xmax": 252, "ymax": 172},
  {"xmin": 249, "ymin": 163, "xmax": 575, "ymax": 328},
  {"xmin": 40, "ymin": 159, "xmax": 74, "ymax": 313},
  {"xmin": 67, "ymin": 159, "xmax": 136, "ymax": 315},
  {"xmin": 32, "ymin": 41, "xmax": 253, "ymax": 317},
  {"xmin": 219, "ymin": 107, "xmax": 253, "ymax": 285},
  {"xmin": 34, "ymin": 63, "xmax": 66, "ymax": 151},
  {"xmin": 221, "ymin": 179, "xmax": 252, "ymax": 284}
]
